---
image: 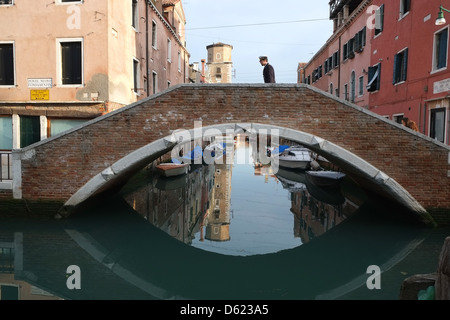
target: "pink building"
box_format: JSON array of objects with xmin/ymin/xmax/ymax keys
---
[
  {"xmin": 301, "ymin": 0, "xmax": 450, "ymax": 145},
  {"xmin": 300, "ymin": 0, "xmax": 372, "ymax": 108},
  {"xmin": 369, "ymin": 0, "xmax": 450, "ymax": 143},
  {"xmin": 0, "ymin": 0, "xmax": 189, "ymax": 153}
]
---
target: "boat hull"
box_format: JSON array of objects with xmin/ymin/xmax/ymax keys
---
[
  {"xmin": 305, "ymin": 170, "xmax": 346, "ymax": 188},
  {"xmin": 156, "ymin": 163, "xmax": 189, "ymax": 177}
]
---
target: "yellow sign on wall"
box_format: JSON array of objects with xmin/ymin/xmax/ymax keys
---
[{"xmin": 30, "ymin": 90, "xmax": 49, "ymax": 100}]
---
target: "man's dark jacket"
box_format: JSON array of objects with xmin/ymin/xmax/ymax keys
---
[{"xmin": 263, "ymin": 64, "xmax": 276, "ymax": 83}]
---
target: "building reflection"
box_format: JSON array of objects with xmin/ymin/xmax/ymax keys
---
[{"xmin": 123, "ymin": 136, "xmax": 361, "ymax": 248}]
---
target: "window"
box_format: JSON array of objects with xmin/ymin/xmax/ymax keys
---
[
  {"xmin": 375, "ymin": 5, "xmax": 384, "ymax": 36},
  {"xmin": 0, "ymin": 117, "xmax": 12, "ymax": 150},
  {"xmin": 49, "ymin": 119, "xmax": 86, "ymax": 136},
  {"xmin": 430, "ymin": 108, "xmax": 446, "ymax": 143},
  {"xmin": 151, "ymin": 20, "xmax": 157, "ymax": 48},
  {"xmin": 343, "ymin": 43, "xmax": 348, "ymax": 60},
  {"xmin": 358, "ymin": 76, "xmax": 364, "ymax": 96},
  {"xmin": 20, "ymin": 116, "xmax": 40, "ymax": 148},
  {"xmin": 400, "ymin": 0, "xmax": 410, "ymax": 17},
  {"xmin": 167, "ymin": 39, "xmax": 171, "ymax": 62},
  {"xmin": 367, "ymin": 63, "xmax": 381, "ymax": 92},
  {"xmin": 0, "ymin": 43, "xmax": 14, "ymax": 86},
  {"xmin": 178, "ymin": 52, "xmax": 181, "ymax": 72},
  {"xmin": 133, "ymin": 58, "xmax": 140, "ymax": 94},
  {"xmin": 0, "ymin": 0, "xmax": 13, "ymax": 5},
  {"xmin": 354, "ymin": 27, "xmax": 366, "ymax": 52},
  {"xmin": 132, "ymin": 0, "xmax": 138, "ymax": 30},
  {"xmin": 167, "ymin": 81, "xmax": 171, "ymax": 88},
  {"xmin": 58, "ymin": 0, "xmax": 82, "ymax": 3},
  {"xmin": 329, "ymin": 83, "xmax": 333, "ymax": 94},
  {"xmin": 333, "ymin": 50, "xmax": 339, "ymax": 68},
  {"xmin": 344, "ymin": 84, "xmax": 348, "ymax": 101},
  {"xmin": 434, "ymin": 27, "xmax": 448, "ymax": 71},
  {"xmin": 59, "ymin": 40, "xmax": 82, "ymax": 85},
  {"xmin": 350, "ymin": 71, "xmax": 356, "ymax": 102},
  {"xmin": 393, "ymin": 48, "xmax": 408, "ymax": 84},
  {"xmin": 152, "ymin": 71, "xmax": 157, "ymax": 94}
]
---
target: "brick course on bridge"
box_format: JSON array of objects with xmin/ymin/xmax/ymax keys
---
[{"xmin": 9, "ymin": 84, "xmax": 450, "ymax": 224}]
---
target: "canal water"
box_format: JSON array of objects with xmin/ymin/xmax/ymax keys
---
[{"xmin": 0, "ymin": 136, "xmax": 449, "ymax": 301}]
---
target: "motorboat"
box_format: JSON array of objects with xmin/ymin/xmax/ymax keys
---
[
  {"xmin": 273, "ymin": 146, "xmax": 312, "ymax": 170},
  {"xmin": 267, "ymin": 144, "xmax": 290, "ymax": 157},
  {"xmin": 203, "ymin": 142, "xmax": 226, "ymax": 164},
  {"xmin": 305, "ymin": 170, "xmax": 346, "ymax": 188}
]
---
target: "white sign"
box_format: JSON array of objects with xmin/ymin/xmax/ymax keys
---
[
  {"xmin": 433, "ymin": 78, "xmax": 450, "ymax": 94},
  {"xmin": 28, "ymin": 78, "xmax": 52, "ymax": 88}
]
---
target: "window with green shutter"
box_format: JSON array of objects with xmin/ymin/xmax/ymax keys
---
[{"xmin": 393, "ymin": 48, "xmax": 408, "ymax": 84}]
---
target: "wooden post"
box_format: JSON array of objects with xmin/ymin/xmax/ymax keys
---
[{"xmin": 435, "ymin": 236, "xmax": 450, "ymax": 300}]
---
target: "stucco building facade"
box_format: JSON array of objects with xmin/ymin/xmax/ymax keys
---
[
  {"xmin": 0, "ymin": 0, "xmax": 189, "ymax": 156},
  {"xmin": 300, "ymin": 0, "xmax": 450, "ymax": 145}
]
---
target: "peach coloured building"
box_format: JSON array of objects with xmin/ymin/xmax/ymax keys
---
[{"xmin": 0, "ymin": 0, "xmax": 189, "ymax": 153}]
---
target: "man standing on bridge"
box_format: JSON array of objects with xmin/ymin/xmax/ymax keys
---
[{"xmin": 259, "ymin": 56, "xmax": 276, "ymax": 83}]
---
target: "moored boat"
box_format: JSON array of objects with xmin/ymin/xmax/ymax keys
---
[
  {"xmin": 305, "ymin": 170, "xmax": 346, "ymax": 188},
  {"xmin": 156, "ymin": 161, "xmax": 189, "ymax": 177},
  {"xmin": 274, "ymin": 146, "xmax": 312, "ymax": 170},
  {"xmin": 203, "ymin": 142, "xmax": 226, "ymax": 164}
]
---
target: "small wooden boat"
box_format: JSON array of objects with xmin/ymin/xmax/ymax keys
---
[
  {"xmin": 156, "ymin": 161, "xmax": 189, "ymax": 177},
  {"xmin": 305, "ymin": 170, "xmax": 346, "ymax": 188}
]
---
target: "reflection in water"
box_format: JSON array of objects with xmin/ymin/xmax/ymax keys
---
[
  {"xmin": 0, "ymin": 135, "xmax": 448, "ymax": 300},
  {"xmin": 123, "ymin": 138, "xmax": 359, "ymax": 255}
]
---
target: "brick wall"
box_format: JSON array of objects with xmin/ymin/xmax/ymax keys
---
[{"xmin": 14, "ymin": 84, "xmax": 450, "ymax": 216}]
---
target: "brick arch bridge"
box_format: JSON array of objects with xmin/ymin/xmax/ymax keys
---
[{"xmin": 11, "ymin": 84, "xmax": 450, "ymax": 225}]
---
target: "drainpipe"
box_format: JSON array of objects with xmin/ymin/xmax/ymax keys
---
[
  {"xmin": 145, "ymin": 0, "xmax": 150, "ymax": 95},
  {"xmin": 338, "ymin": 35, "xmax": 341, "ymax": 98}
]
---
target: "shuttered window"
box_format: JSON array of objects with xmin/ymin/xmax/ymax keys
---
[
  {"xmin": 0, "ymin": 43, "xmax": 14, "ymax": 85},
  {"xmin": 393, "ymin": 48, "xmax": 408, "ymax": 84},
  {"xmin": 367, "ymin": 64, "xmax": 381, "ymax": 92},
  {"xmin": 435, "ymin": 28, "xmax": 448, "ymax": 70},
  {"xmin": 61, "ymin": 41, "xmax": 82, "ymax": 85},
  {"xmin": 375, "ymin": 5, "xmax": 384, "ymax": 36}
]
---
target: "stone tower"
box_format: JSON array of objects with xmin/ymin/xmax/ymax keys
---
[{"xmin": 205, "ymin": 42, "xmax": 233, "ymax": 83}]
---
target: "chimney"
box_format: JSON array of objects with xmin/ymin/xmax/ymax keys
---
[{"xmin": 201, "ymin": 59, "xmax": 206, "ymax": 83}]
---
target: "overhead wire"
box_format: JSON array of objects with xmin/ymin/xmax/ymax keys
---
[{"xmin": 185, "ymin": 18, "xmax": 330, "ymax": 30}]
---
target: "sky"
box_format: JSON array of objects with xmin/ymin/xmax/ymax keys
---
[{"xmin": 182, "ymin": 0, "xmax": 335, "ymax": 84}]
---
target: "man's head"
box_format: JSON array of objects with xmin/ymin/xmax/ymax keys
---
[{"xmin": 259, "ymin": 56, "xmax": 268, "ymax": 65}]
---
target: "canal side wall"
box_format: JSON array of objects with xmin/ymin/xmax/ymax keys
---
[{"xmin": 7, "ymin": 84, "xmax": 450, "ymax": 221}]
